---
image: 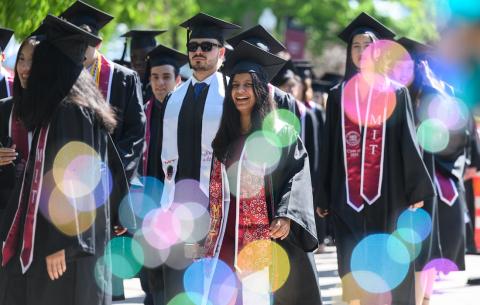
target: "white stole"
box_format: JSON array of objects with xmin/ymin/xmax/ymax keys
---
[{"xmin": 161, "ymin": 72, "xmax": 225, "ymax": 207}]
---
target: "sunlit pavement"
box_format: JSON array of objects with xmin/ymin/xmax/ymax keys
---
[{"xmin": 114, "ymin": 246, "xmax": 480, "ymax": 305}]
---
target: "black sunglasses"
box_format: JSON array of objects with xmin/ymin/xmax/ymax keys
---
[{"xmin": 187, "ymin": 41, "xmax": 222, "ymax": 52}]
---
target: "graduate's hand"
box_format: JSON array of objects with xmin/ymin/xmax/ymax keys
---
[
  {"xmin": 316, "ymin": 207, "xmax": 329, "ymax": 218},
  {"xmin": 113, "ymin": 225, "xmax": 128, "ymax": 236},
  {"xmin": 409, "ymin": 201, "xmax": 424, "ymax": 211},
  {"xmin": 464, "ymin": 167, "xmax": 477, "ymax": 181},
  {"xmin": 46, "ymin": 249, "xmax": 66, "ymax": 281},
  {"xmin": 270, "ymin": 217, "xmax": 291, "ymax": 240},
  {"xmin": 0, "ymin": 144, "xmax": 17, "ymax": 166}
]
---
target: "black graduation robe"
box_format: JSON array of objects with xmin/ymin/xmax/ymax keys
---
[
  {"xmin": 410, "ymin": 87, "xmax": 443, "ymax": 271},
  {"xmin": 107, "ymin": 63, "xmax": 146, "ymax": 181},
  {"xmin": 434, "ymin": 115, "xmax": 473, "ymax": 270},
  {"xmin": 272, "ymin": 86, "xmax": 299, "ymax": 118},
  {"xmin": 206, "ymin": 127, "xmax": 321, "ymax": 305},
  {"xmin": 0, "ymin": 76, "xmax": 11, "ymax": 100},
  {"xmin": 0, "ymin": 101, "xmax": 133, "ymax": 305},
  {"xmin": 144, "ymin": 98, "xmax": 166, "ymax": 181},
  {"xmin": 465, "ymin": 112, "xmax": 480, "ymax": 253},
  {"xmin": 317, "ymin": 83, "xmax": 435, "ymax": 304},
  {"xmin": 0, "ymin": 98, "xmax": 16, "ymax": 213}
]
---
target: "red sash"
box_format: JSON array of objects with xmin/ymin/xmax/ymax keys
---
[
  {"xmin": 90, "ymin": 53, "xmax": 114, "ymax": 101},
  {"xmin": 2, "ymin": 126, "xmax": 49, "ymax": 272},
  {"xmin": 205, "ymin": 158, "xmax": 270, "ymax": 262},
  {"xmin": 9, "ymin": 110, "xmax": 29, "ymax": 162},
  {"xmin": 342, "ymin": 76, "xmax": 391, "ymax": 211},
  {"xmin": 434, "ymin": 169, "xmax": 458, "ymax": 206},
  {"xmin": 142, "ymin": 98, "xmax": 154, "ymax": 176}
]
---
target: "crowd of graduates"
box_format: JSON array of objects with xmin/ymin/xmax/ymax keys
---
[{"xmin": 0, "ymin": 1, "xmax": 478, "ymax": 305}]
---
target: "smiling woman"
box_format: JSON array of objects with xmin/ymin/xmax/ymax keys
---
[{"xmin": 205, "ymin": 41, "xmax": 321, "ymax": 305}]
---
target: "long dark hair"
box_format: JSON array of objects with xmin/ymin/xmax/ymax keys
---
[
  {"xmin": 212, "ymin": 72, "xmax": 275, "ymax": 161},
  {"xmin": 12, "ymin": 36, "xmax": 41, "ymax": 102},
  {"xmin": 344, "ymin": 29, "xmax": 378, "ymax": 81},
  {"xmin": 14, "ymin": 40, "xmax": 116, "ymax": 132}
]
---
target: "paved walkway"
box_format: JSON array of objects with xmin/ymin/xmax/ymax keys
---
[{"xmin": 114, "ymin": 247, "xmax": 480, "ymax": 305}]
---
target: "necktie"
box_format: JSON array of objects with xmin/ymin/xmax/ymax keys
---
[{"xmin": 194, "ymin": 82, "xmax": 207, "ymax": 98}]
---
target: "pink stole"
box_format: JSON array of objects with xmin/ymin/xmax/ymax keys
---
[
  {"xmin": 142, "ymin": 98, "xmax": 154, "ymax": 176},
  {"xmin": 2, "ymin": 126, "xmax": 49, "ymax": 273},
  {"xmin": 342, "ymin": 76, "xmax": 392, "ymax": 211}
]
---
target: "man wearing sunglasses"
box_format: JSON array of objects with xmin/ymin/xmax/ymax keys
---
[{"xmin": 153, "ymin": 12, "xmax": 240, "ymax": 305}]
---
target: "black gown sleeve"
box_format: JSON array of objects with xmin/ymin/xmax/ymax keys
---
[
  {"xmin": 110, "ymin": 67, "xmax": 146, "ymax": 181},
  {"xmin": 315, "ymin": 86, "xmax": 340, "ymax": 210},
  {"xmin": 399, "ymin": 87, "xmax": 436, "ymax": 205},
  {"xmin": 271, "ymin": 127, "xmax": 318, "ymax": 252}
]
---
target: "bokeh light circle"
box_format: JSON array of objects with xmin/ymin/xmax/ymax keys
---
[
  {"xmin": 351, "ymin": 234, "xmax": 411, "ymax": 293},
  {"xmin": 105, "ymin": 236, "xmax": 144, "ymax": 279},
  {"xmin": 142, "ymin": 208, "xmax": 181, "ymax": 250},
  {"xmin": 396, "ymin": 208, "xmax": 432, "ymax": 244},
  {"xmin": 47, "ymin": 186, "xmax": 97, "ymax": 236},
  {"xmin": 341, "ymin": 272, "xmax": 392, "ymax": 305},
  {"xmin": 184, "ymin": 258, "xmax": 238, "ymax": 305},
  {"xmin": 132, "ymin": 230, "xmax": 170, "ymax": 268},
  {"xmin": 423, "ymin": 258, "xmax": 459, "ymax": 275},
  {"xmin": 244, "ymin": 131, "xmax": 282, "ymax": 176},
  {"xmin": 416, "ymin": 118, "xmax": 450, "ymax": 153},
  {"xmin": 167, "ymin": 292, "xmax": 211, "ymax": 305},
  {"xmin": 53, "ymin": 141, "xmax": 103, "ymax": 199},
  {"xmin": 343, "ymin": 74, "xmax": 397, "ymax": 127},
  {"xmin": 262, "ymin": 109, "xmax": 300, "ymax": 148},
  {"xmin": 237, "ymin": 240, "xmax": 290, "ymax": 292},
  {"xmin": 360, "ymin": 40, "xmax": 414, "ymax": 88}
]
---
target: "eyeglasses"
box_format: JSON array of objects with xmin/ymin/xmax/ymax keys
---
[{"xmin": 187, "ymin": 41, "xmax": 222, "ymax": 52}]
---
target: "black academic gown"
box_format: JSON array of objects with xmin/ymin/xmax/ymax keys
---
[
  {"xmin": 410, "ymin": 88, "xmax": 443, "ymax": 271},
  {"xmin": 108, "ymin": 63, "xmax": 146, "ymax": 181},
  {"xmin": 317, "ymin": 84, "xmax": 435, "ymax": 305},
  {"xmin": 465, "ymin": 112, "xmax": 480, "ymax": 253},
  {"xmin": 272, "ymin": 86, "xmax": 299, "ymax": 118},
  {"xmin": 0, "ymin": 77, "xmax": 10, "ymax": 100},
  {"xmin": 144, "ymin": 99, "xmax": 166, "ymax": 182},
  {"xmin": 0, "ymin": 98, "xmax": 16, "ymax": 213},
  {"xmin": 211, "ymin": 127, "xmax": 321, "ymax": 305},
  {"xmin": 434, "ymin": 121, "xmax": 472, "ymax": 270},
  {"xmin": 0, "ymin": 102, "xmax": 132, "ymax": 305}
]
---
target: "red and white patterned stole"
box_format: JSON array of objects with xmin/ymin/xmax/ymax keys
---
[
  {"xmin": 342, "ymin": 75, "xmax": 391, "ymax": 211},
  {"xmin": 434, "ymin": 169, "xmax": 458, "ymax": 206},
  {"xmin": 205, "ymin": 158, "xmax": 224, "ymax": 257},
  {"xmin": 2, "ymin": 126, "xmax": 49, "ymax": 273},
  {"xmin": 142, "ymin": 98, "xmax": 154, "ymax": 176}
]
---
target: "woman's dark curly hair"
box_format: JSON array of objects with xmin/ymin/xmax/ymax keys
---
[{"xmin": 212, "ymin": 71, "xmax": 275, "ymax": 161}]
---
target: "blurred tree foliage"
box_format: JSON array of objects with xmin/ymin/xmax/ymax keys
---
[{"xmin": 1, "ymin": 0, "xmax": 439, "ymax": 54}]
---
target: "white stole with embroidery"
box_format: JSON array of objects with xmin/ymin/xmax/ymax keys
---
[{"xmin": 161, "ymin": 72, "xmax": 225, "ymax": 207}]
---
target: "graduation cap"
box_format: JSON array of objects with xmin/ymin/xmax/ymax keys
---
[
  {"xmin": 270, "ymin": 60, "xmax": 298, "ymax": 87},
  {"xmin": 226, "ymin": 24, "xmax": 285, "ymax": 54},
  {"xmin": 223, "ymin": 40, "xmax": 286, "ymax": 82},
  {"xmin": 396, "ymin": 37, "xmax": 433, "ymax": 60},
  {"xmin": 59, "ymin": 0, "xmax": 113, "ymax": 35},
  {"xmin": 338, "ymin": 12, "xmax": 396, "ymax": 43},
  {"xmin": 121, "ymin": 29, "xmax": 167, "ymax": 50},
  {"xmin": 312, "ymin": 73, "xmax": 343, "ymax": 92},
  {"xmin": 180, "ymin": 12, "xmax": 240, "ymax": 44},
  {"xmin": 147, "ymin": 44, "xmax": 189, "ymax": 69},
  {"xmin": 0, "ymin": 27, "xmax": 14, "ymax": 51},
  {"xmin": 292, "ymin": 59, "xmax": 315, "ymax": 80},
  {"xmin": 41, "ymin": 14, "xmax": 101, "ymax": 65}
]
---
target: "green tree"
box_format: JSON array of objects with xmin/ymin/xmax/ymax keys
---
[{"xmin": 1, "ymin": 0, "xmax": 439, "ymax": 55}]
